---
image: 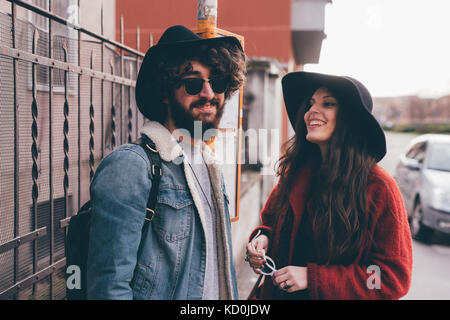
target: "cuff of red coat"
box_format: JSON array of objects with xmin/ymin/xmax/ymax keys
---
[
  {"xmin": 307, "ymin": 262, "xmax": 319, "ymax": 300},
  {"xmin": 249, "ymin": 226, "xmax": 273, "ymax": 242}
]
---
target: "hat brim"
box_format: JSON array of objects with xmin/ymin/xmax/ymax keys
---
[
  {"xmin": 282, "ymin": 72, "xmax": 386, "ymax": 162},
  {"xmin": 135, "ymin": 36, "xmax": 242, "ymax": 121},
  {"xmin": 155, "ymin": 35, "xmax": 242, "ymax": 51}
]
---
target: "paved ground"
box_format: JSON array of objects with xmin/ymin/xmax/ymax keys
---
[
  {"xmin": 237, "ymin": 131, "xmax": 450, "ymax": 300},
  {"xmin": 404, "ymin": 235, "xmax": 450, "ymax": 299}
]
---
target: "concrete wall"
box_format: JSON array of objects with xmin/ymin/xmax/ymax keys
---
[
  {"xmin": 241, "ymin": 58, "xmax": 284, "ymax": 205},
  {"xmin": 231, "ymin": 58, "xmax": 286, "ymax": 298},
  {"xmin": 231, "ymin": 172, "xmax": 262, "ymax": 266}
]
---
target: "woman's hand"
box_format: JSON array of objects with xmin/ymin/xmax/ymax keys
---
[
  {"xmin": 272, "ymin": 266, "xmax": 308, "ymax": 293},
  {"xmin": 246, "ymin": 234, "xmax": 269, "ymax": 274}
]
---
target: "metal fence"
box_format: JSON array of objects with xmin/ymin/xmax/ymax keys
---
[{"xmin": 0, "ymin": 0, "xmax": 145, "ymax": 299}]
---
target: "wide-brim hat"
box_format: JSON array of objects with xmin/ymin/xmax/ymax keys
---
[
  {"xmin": 282, "ymin": 71, "xmax": 386, "ymax": 162},
  {"xmin": 135, "ymin": 25, "xmax": 243, "ymax": 120}
]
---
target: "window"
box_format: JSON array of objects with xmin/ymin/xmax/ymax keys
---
[
  {"xmin": 428, "ymin": 143, "xmax": 450, "ymax": 172},
  {"xmin": 28, "ymin": 0, "xmax": 78, "ymax": 92},
  {"xmin": 413, "ymin": 142, "xmax": 427, "ymax": 163},
  {"xmin": 405, "ymin": 142, "xmax": 427, "ymax": 163}
]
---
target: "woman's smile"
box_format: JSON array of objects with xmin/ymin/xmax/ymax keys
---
[
  {"xmin": 304, "ymin": 87, "xmax": 338, "ymax": 148},
  {"xmin": 307, "ymin": 118, "xmax": 327, "ymax": 128}
]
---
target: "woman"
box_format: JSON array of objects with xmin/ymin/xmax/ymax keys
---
[{"xmin": 246, "ymin": 72, "xmax": 413, "ymax": 300}]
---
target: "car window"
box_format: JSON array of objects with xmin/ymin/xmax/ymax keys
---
[
  {"xmin": 413, "ymin": 143, "xmax": 427, "ymax": 163},
  {"xmin": 428, "ymin": 142, "xmax": 450, "ymax": 172},
  {"xmin": 405, "ymin": 144, "xmax": 418, "ymax": 158},
  {"xmin": 406, "ymin": 142, "xmax": 426, "ymax": 161}
]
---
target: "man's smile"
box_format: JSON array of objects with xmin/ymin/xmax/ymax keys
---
[{"xmin": 194, "ymin": 104, "xmax": 217, "ymax": 114}]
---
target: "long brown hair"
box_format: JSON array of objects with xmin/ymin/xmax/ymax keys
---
[{"xmin": 274, "ymin": 89, "xmax": 376, "ymax": 265}]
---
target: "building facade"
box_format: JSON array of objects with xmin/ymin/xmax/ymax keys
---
[{"xmin": 374, "ymin": 95, "xmax": 450, "ymax": 127}]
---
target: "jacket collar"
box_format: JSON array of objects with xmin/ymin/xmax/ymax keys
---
[
  {"xmin": 139, "ymin": 121, "xmax": 183, "ymax": 162},
  {"xmin": 288, "ymin": 159, "xmax": 316, "ymax": 216},
  {"xmin": 139, "ymin": 121, "xmax": 219, "ymax": 164}
]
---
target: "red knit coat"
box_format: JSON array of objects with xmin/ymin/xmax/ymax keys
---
[{"xmin": 252, "ymin": 163, "xmax": 413, "ymax": 300}]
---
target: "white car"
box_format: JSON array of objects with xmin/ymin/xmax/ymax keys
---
[{"xmin": 394, "ymin": 134, "xmax": 450, "ymax": 242}]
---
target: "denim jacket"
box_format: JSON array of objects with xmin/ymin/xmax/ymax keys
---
[{"xmin": 87, "ymin": 121, "xmax": 238, "ymax": 300}]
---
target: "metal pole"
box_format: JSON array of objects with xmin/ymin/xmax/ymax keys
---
[
  {"xmin": 11, "ymin": 1, "xmax": 19, "ymax": 300},
  {"xmin": 127, "ymin": 64, "xmax": 133, "ymax": 144},
  {"xmin": 120, "ymin": 16, "xmax": 124, "ymax": 145},
  {"xmin": 48, "ymin": 0, "xmax": 54, "ymax": 300},
  {"xmin": 62, "ymin": 41, "xmax": 69, "ymax": 241},
  {"xmin": 100, "ymin": 4, "xmax": 104, "ymax": 158},
  {"xmin": 31, "ymin": 28, "xmax": 40, "ymax": 298},
  {"xmin": 89, "ymin": 50, "xmax": 95, "ymax": 181},
  {"xmin": 197, "ymin": 0, "xmax": 217, "ymax": 38},
  {"xmin": 135, "ymin": 26, "xmax": 140, "ymax": 140},
  {"xmin": 77, "ymin": 0, "xmax": 81, "ymax": 209},
  {"xmin": 110, "ymin": 61, "xmax": 116, "ymax": 149}
]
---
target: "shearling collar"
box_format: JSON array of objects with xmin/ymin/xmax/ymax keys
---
[
  {"xmin": 139, "ymin": 121, "xmax": 183, "ymax": 162},
  {"xmin": 139, "ymin": 121, "xmax": 219, "ymax": 165}
]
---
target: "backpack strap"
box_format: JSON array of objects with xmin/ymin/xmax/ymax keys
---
[
  {"xmin": 133, "ymin": 135, "xmax": 162, "ymax": 225},
  {"xmin": 129, "ymin": 135, "xmax": 162, "ymax": 264}
]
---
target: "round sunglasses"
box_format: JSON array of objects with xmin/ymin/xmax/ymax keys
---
[{"xmin": 179, "ymin": 77, "xmax": 227, "ymax": 96}]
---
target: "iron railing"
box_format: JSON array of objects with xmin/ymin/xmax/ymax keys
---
[{"xmin": 0, "ymin": 0, "xmax": 146, "ymax": 299}]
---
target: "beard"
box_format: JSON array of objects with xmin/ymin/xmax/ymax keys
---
[{"xmin": 168, "ymin": 95, "xmax": 225, "ymax": 140}]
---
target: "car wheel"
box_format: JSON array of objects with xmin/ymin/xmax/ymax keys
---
[{"xmin": 410, "ymin": 200, "xmax": 433, "ymax": 242}]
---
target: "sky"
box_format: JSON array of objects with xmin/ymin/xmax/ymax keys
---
[{"xmin": 305, "ymin": 0, "xmax": 450, "ymax": 98}]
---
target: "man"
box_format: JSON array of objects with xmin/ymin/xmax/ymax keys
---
[{"xmin": 86, "ymin": 25, "xmax": 246, "ymax": 300}]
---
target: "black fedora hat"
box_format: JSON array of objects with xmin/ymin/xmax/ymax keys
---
[
  {"xmin": 282, "ymin": 71, "xmax": 386, "ymax": 162},
  {"xmin": 135, "ymin": 25, "xmax": 243, "ymax": 121}
]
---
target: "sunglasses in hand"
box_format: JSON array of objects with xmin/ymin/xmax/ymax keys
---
[
  {"xmin": 179, "ymin": 77, "xmax": 228, "ymax": 96},
  {"xmin": 257, "ymin": 251, "xmax": 277, "ymax": 276},
  {"xmin": 246, "ymin": 230, "xmax": 277, "ymax": 276}
]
